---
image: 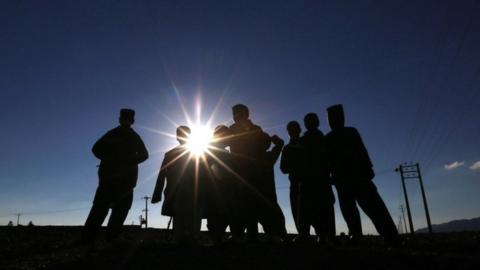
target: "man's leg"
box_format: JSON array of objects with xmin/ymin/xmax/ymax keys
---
[
  {"xmin": 311, "ymin": 186, "xmax": 336, "ymax": 242},
  {"xmin": 290, "ymin": 184, "xmax": 302, "ymax": 235},
  {"xmin": 297, "ymin": 184, "xmax": 312, "ymax": 237},
  {"xmin": 335, "ymin": 183, "xmax": 362, "ymax": 238},
  {"xmin": 206, "ymin": 195, "xmax": 229, "ymax": 243},
  {"xmin": 230, "ymin": 186, "xmax": 248, "ymax": 238},
  {"xmin": 247, "ymin": 221, "xmax": 259, "ymax": 240},
  {"xmin": 246, "ymin": 190, "xmax": 260, "ymax": 240},
  {"xmin": 272, "ymin": 202, "xmax": 288, "ymax": 240},
  {"xmin": 106, "ymin": 189, "xmax": 133, "ymax": 241},
  {"xmin": 355, "ymin": 181, "xmax": 399, "ymax": 242},
  {"xmin": 173, "ymin": 215, "xmax": 186, "ymax": 244},
  {"xmin": 322, "ymin": 202, "xmax": 336, "ymax": 242},
  {"xmin": 82, "ymin": 186, "xmax": 110, "ymax": 243}
]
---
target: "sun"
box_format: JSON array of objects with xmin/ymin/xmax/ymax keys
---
[{"xmin": 186, "ymin": 124, "xmax": 214, "ymax": 156}]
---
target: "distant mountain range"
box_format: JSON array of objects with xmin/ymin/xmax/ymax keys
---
[{"xmin": 416, "ymin": 217, "xmax": 480, "ymax": 233}]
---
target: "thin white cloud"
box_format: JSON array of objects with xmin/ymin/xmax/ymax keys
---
[
  {"xmin": 444, "ymin": 161, "xmax": 465, "ymax": 170},
  {"xmin": 469, "ymin": 161, "xmax": 480, "ymax": 171}
]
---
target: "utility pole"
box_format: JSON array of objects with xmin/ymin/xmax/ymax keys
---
[
  {"xmin": 396, "ymin": 163, "xmax": 433, "ymax": 234},
  {"xmin": 142, "ymin": 196, "xmax": 150, "ymax": 229},
  {"xmin": 400, "ymin": 204, "xmax": 408, "ymax": 234},
  {"xmin": 416, "ymin": 163, "xmax": 433, "ymax": 234},
  {"xmin": 397, "ymin": 215, "xmax": 404, "ymax": 234},
  {"xmin": 16, "ymin": 213, "xmax": 21, "ymax": 226},
  {"xmin": 395, "ymin": 165, "xmax": 414, "ymax": 234}
]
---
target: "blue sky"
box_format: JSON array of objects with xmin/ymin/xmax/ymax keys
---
[{"xmin": 1, "ymin": 0, "xmax": 479, "ymax": 234}]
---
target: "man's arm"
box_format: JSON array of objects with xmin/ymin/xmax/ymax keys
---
[
  {"xmin": 92, "ymin": 131, "xmax": 111, "ymax": 160},
  {"xmin": 151, "ymin": 154, "xmax": 168, "ymax": 203},
  {"xmin": 269, "ymin": 135, "xmax": 285, "ymax": 165},
  {"xmin": 280, "ymin": 146, "xmax": 290, "ymax": 174},
  {"xmin": 352, "ymin": 128, "xmax": 373, "ymax": 168},
  {"xmin": 135, "ymin": 135, "xmax": 149, "ymax": 164}
]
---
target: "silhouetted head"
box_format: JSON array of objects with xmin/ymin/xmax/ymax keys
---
[
  {"xmin": 327, "ymin": 104, "xmax": 345, "ymax": 130},
  {"xmin": 119, "ymin": 108, "xmax": 135, "ymax": 127},
  {"xmin": 286, "ymin": 121, "xmax": 301, "ymax": 140},
  {"xmin": 232, "ymin": 104, "xmax": 249, "ymax": 123},
  {"xmin": 304, "ymin": 113, "xmax": 319, "ymax": 131},
  {"xmin": 176, "ymin": 125, "xmax": 191, "ymax": 145},
  {"xmin": 213, "ymin": 125, "xmax": 231, "ymax": 147}
]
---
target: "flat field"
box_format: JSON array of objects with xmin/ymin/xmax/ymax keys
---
[{"xmin": 1, "ymin": 226, "xmax": 479, "ymax": 270}]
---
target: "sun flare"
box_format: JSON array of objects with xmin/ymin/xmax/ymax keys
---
[{"xmin": 186, "ymin": 124, "xmax": 214, "ymax": 156}]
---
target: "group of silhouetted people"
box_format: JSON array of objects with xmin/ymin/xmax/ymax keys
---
[{"xmin": 82, "ymin": 104, "xmax": 399, "ymax": 247}]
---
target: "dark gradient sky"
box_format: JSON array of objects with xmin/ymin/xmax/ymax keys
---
[{"xmin": 1, "ymin": 0, "xmax": 479, "ymax": 233}]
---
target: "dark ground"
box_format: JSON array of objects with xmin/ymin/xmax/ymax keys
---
[{"xmin": 1, "ymin": 226, "xmax": 480, "ymax": 270}]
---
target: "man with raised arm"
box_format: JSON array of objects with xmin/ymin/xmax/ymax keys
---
[{"xmin": 280, "ymin": 121, "xmax": 309, "ymax": 241}]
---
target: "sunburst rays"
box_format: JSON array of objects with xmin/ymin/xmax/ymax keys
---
[{"xmin": 140, "ymin": 72, "xmax": 277, "ymax": 214}]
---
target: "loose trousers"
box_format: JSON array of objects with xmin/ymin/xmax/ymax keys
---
[
  {"xmin": 83, "ymin": 184, "xmax": 133, "ymax": 242},
  {"xmin": 335, "ymin": 179, "xmax": 398, "ymax": 241}
]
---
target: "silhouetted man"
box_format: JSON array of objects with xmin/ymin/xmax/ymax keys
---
[
  {"xmin": 83, "ymin": 108, "xmax": 149, "ymax": 243},
  {"xmin": 204, "ymin": 125, "xmax": 241, "ymax": 243},
  {"xmin": 228, "ymin": 104, "xmax": 265, "ymax": 238},
  {"xmin": 300, "ymin": 113, "xmax": 336, "ymax": 243},
  {"xmin": 280, "ymin": 121, "xmax": 308, "ymax": 239},
  {"xmin": 325, "ymin": 104, "xmax": 398, "ymax": 245},
  {"xmin": 254, "ymin": 133, "xmax": 288, "ymax": 242},
  {"xmin": 152, "ymin": 126, "xmax": 202, "ymax": 245}
]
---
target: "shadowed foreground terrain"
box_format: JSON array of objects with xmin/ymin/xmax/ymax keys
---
[{"xmin": 1, "ymin": 226, "xmax": 480, "ymax": 270}]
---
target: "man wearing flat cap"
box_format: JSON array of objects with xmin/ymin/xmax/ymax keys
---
[{"xmin": 83, "ymin": 108, "xmax": 149, "ymax": 243}]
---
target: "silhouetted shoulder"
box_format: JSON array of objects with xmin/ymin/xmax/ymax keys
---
[
  {"xmin": 97, "ymin": 127, "xmax": 119, "ymax": 142},
  {"xmin": 326, "ymin": 126, "xmax": 358, "ymax": 138},
  {"xmin": 229, "ymin": 121, "xmax": 263, "ymax": 132},
  {"xmin": 300, "ymin": 129, "xmax": 325, "ymax": 142},
  {"xmin": 164, "ymin": 146, "xmax": 185, "ymax": 161},
  {"xmin": 106, "ymin": 126, "xmax": 125, "ymax": 136},
  {"xmin": 130, "ymin": 128, "xmax": 143, "ymax": 138},
  {"xmin": 251, "ymin": 123, "xmax": 262, "ymax": 131},
  {"xmin": 91, "ymin": 127, "xmax": 119, "ymax": 160},
  {"xmin": 345, "ymin": 126, "xmax": 360, "ymax": 135}
]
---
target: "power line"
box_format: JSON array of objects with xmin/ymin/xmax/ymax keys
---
[
  {"xmin": 401, "ymin": 1, "xmax": 453, "ymax": 162},
  {"xmin": 410, "ymin": 1, "xmax": 479, "ymax": 173},
  {"xmin": 402, "ymin": 1, "xmax": 478, "ymax": 170},
  {"xmin": 0, "ymin": 198, "xmax": 145, "ymax": 219}
]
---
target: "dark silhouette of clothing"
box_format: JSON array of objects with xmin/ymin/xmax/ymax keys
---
[
  {"xmin": 326, "ymin": 127, "xmax": 374, "ymax": 181},
  {"xmin": 152, "ymin": 145, "xmax": 203, "ymax": 243},
  {"xmin": 335, "ymin": 179, "xmax": 396, "ymax": 239},
  {"xmin": 253, "ymin": 136, "xmax": 288, "ymax": 239},
  {"xmin": 228, "ymin": 119, "xmax": 265, "ymax": 235},
  {"xmin": 84, "ymin": 185, "xmax": 133, "ymax": 241},
  {"xmin": 229, "ymin": 119, "xmax": 264, "ymax": 167},
  {"xmin": 326, "ymin": 104, "xmax": 398, "ymax": 243},
  {"xmin": 204, "ymin": 146, "xmax": 244, "ymax": 241},
  {"xmin": 83, "ymin": 125, "xmax": 148, "ymax": 242},
  {"xmin": 152, "ymin": 146, "xmax": 192, "ymax": 217},
  {"xmin": 299, "ymin": 129, "xmax": 336, "ymax": 240},
  {"xmin": 280, "ymin": 138, "xmax": 307, "ymax": 235}
]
